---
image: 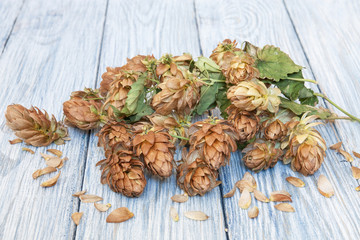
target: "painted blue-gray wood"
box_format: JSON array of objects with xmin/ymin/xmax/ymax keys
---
[
  {"xmin": 0, "ymin": 0, "xmax": 360, "ymax": 239},
  {"xmin": 0, "ymin": 0, "xmax": 107, "ymax": 239},
  {"xmin": 195, "ymin": 0, "xmax": 360, "ymax": 239},
  {"xmin": 75, "ymin": 1, "xmax": 227, "ymax": 239}
]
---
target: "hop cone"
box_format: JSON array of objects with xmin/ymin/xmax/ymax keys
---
[
  {"xmin": 177, "ymin": 150, "xmax": 220, "ymax": 196},
  {"xmin": 283, "ymin": 114, "xmax": 326, "ymax": 176},
  {"xmin": 103, "ymin": 71, "xmax": 138, "ymax": 119},
  {"xmin": 262, "ymin": 119, "xmax": 287, "ymax": 141},
  {"xmin": 5, "ymin": 104, "xmax": 68, "ymax": 147},
  {"xmin": 97, "ymin": 121, "xmax": 133, "ymax": 152},
  {"xmin": 148, "ymin": 113, "xmax": 190, "ymax": 146},
  {"xmin": 133, "ymin": 123, "xmax": 175, "ymax": 178},
  {"xmin": 242, "ymin": 141, "xmax": 282, "ymax": 172},
  {"xmin": 63, "ymin": 88, "xmax": 103, "ymax": 130},
  {"xmin": 226, "ymin": 105, "xmax": 259, "ymax": 142},
  {"xmin": 188, "ymin": 118, "xmax": 239, "ymax": 170},
  {"xmin": 100, "ymin": 55, "xmax": 155, "ymax": 97},
  {"xmin": 151, "ymin": 76, "xmax": 202, "ymax": 116},
  {"xmin": 223, "ymin": 54, "xmax": 259, "ymax": 85},
  {"xmin": 227, "ymin": 79, "xmax": 281, "ymax": 113},
  {"xmin": 96, "ymin": 149, "xmax": 146, "ymax": 197},
  {"xmin": 210, "ymin": 39, "xmax": 242, "ymax": 70},
  {"xmin": 156, "ymin": 54, "xmax": 192, "ymax": 82}
]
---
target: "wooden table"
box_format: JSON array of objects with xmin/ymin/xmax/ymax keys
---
[{"xmin": 1, "ymin": 0, "xmax": 360, "ymax": 239}]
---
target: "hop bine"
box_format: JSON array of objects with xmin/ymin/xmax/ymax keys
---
[
  {"xmin": 242, "ymin": 140, "xmax": 282, "ymax": 172},
  {"xmin": 188, "ymin": 118, "xmax": 239, "ymax": 170},
  {"xmin": 132, "ymin": 122, "xmax": 175, "ymax": 178},
  {"xmin": 177, "ymin": 149, "xmax": 221, "ymax": 196},
  {"xmin": 283, "ymin": 113, "xmax": 326, "ymax": 176},
  {"xmin": 96, "ymin": 149, "xmax": 146, "ymax": 197},
  {"xmin": 63, "ymin": 88, "xmax": 104, "ymax": 130},
  {"xmin": 5, "ymin": 104, "xmax": 68, "ymax": 147}
]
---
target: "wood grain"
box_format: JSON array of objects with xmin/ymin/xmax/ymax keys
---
[
  {"xmin": 0, "ymin": 0, "xmax": 24, "ymax": 53},
  {"xmin": 74, "ymin": 1, "xmax": 227, "ymax": 240},
  {"xmin": 195, "ymin": 0, "xmax": 360, "ymax": 239},
  {"xmin": 0, "ymin": 0, "xmax": 107, "ymax": 239}
]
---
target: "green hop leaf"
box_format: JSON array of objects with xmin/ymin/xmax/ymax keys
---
[
  {"xmin": 273, "ymin": 71, "xmax": 318, "ymax": 106},
  {"xmin": 255, "ymin": 45, "xmax": 303, "ymax": 81},
  {"xmin": 195, "ymin": 57, "xmax": 221, "ymax": 73},
  {"xmin": 121, "ymin": 74, "xmax": 146, "ymax": 116},
  {"xmin": 196, "ymin": 82, "xmax": 222, "ymax": 115},
  {"xmin": 279, "ymin": 97, "xmax": 333, "ymax": 119}
]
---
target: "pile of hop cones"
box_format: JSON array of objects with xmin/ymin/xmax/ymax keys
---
[{"xmin": 6, "ymin": 40, "xmax": 360, "ymax": 197}]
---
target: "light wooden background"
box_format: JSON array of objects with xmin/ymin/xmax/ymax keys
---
[{"xmin": 0, "ymin": 0, "xmax": 360, "ymax": 239}]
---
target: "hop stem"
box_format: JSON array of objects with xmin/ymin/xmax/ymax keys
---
[
  {"xmin": 287, "ymin": 77, "xmax": 318, "ymax": 84},
  {"xmin": 315, "ymin": 93, "xmax": 360, "ymax": 122},
  {"xmin": 169, "ymin": 133, "xmax": 189, "ymax": 141}
]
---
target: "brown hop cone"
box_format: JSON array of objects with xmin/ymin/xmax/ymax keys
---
[
  {"xmin": 226, "ymin": 105, "xmax": 259, "ymax": 142},
  {"xmin": 262, "ymin": 119, "xmax": 287, "ymax": 141},
  {"xmin": 99, "ymin": 55, "xmax": 156, "ymax": 96},
  {"xmin": 5, "ymin": 104, "xmax": 68, "ymax": 147},
  {"xmin": 242, "ymin": 141, "xmax": 283, "ymax": 172},
  {"xmin": 133, "ymin": 123, "xmax": 175, "ymax": 178},
  {"xmin": 148, "ymin": 114, "xmax": 190, "ymax": 146},
  {"xmin": 210, "ymin": 39, "xmax": 242, "ymax": 70},
  {"xmin": 151, "ymin": 76, "xmax": 202, "ymax": 115},
  {"xmin": 223, "ymin": 54, "xmax": 259, "ymax": 85},
  {"xmin": 96, "ymin": 149, "xmax": 146, "ymax": 197},
  {"xmin": 63, "ymin": 88, "xmax": 104, "ymax": 130},
  {"xmin": 188, "ymin": 118, "xmax": 239, "ymax": 170},
  {"xmin": 103, "ymin": 71, "xmax": 138, "ymax": 119},
  {"xmin": 156, "ymin": 54, "xmax": 192, "ymax": 81},
  {"xmin": 227, "ymin": 79, "xmax": 281, "ymax": 113},
  {"xmin": 283, "ymin": 114, "xmax": 326, "ymax": 176},
  {"xmin": 97, "ymin": 121, "xmax": 133, "ymax": 152},
  {"xmin": 177, "ymin": 151, "xmax": 221, "ymax": 196}
]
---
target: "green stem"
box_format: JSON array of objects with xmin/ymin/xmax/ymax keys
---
[
  {"xmin": 169, "ymin": 134, "xmax": 189, "ymax": 141},
  {"xmin": 287, "ymin": 77, "xmax": 318, "ymax": 84},
  {"xmin": 315, "ymin": 93, "xmax": 360, "ymax": 122}
]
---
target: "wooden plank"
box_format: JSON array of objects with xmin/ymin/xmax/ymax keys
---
[
  {"xmin": 0, "ymin": 0, "xmax": 24, "ymax": 53},
  {"xmin": 75, "ymin": 1, "xmax": 227, "ymax": 239},
  {"xmin": 0, "ymin": 0, "xmax": 107, "ymax": 239},
  {"xmin": 284, "ymin": 0, "xmax": 360, "ymax": 159},
  {"xmin": 195, "ymin": 0, "xmax": 360, "ymax": 239}
]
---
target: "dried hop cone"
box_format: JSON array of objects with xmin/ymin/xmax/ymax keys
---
[
  {"xmin": 177, "ymin": 152, "xmax": 221, "ymax": 196},
  {"xmin": 227, "ymin": 79, "xmax": 281, "ymax": 113},
  {"xmin": 284, "ymin": 114, "xmax": 326, "ymax": 176},
  {"xmin": 223, "ymin": 53, "xmax": 259, "ymax": 85},
  {"xmin": 103, "ymin": 71, "xmax": 139, "ymax": 119},
  {"xmin": 242, "ymin": 141, "xmax": 283, "ymax": 172},
  {"xmin": 63, "ymin": 88, "xmax": 104, "ymax": 130},
  {"xmin": 226, "ymin": 105, "xmax": 259, "ymax": 142},
  {"xmin": 210, "ymin": 39, "xmax": 242, "ymax": 70},
  {"xmin": 151, "ymin": 76, "xmax": 202, "ymax": 116},
  {"xmin": 97, "ymin": 121, "xmax": 133, "ymax": 152},
  {"xmin": 97, "ymin": 149, "xmax": 146, "ymax": 197},
  {"xmin": 5, "ymin": 104, "xmax": 68, "ymax": 147},
  {"xmin": 100, "ymin": 55, "xmax": 155, "ymax": 96},
  {"xmin": 262, "ymin": 119, "xmax": 287, "ymax": 141},
  {"xmin": 133, "ymin": 123, "xmax": 175, "ymax": 178},
  {"xmin": 188, "ymin": 118, "xmax": 239, "ymax": 170},
  {"xmin": 156, "ymin": 53, "xmax": 192, "ymax": 81}
]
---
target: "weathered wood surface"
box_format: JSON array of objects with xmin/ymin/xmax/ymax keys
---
[
  {"xmin": 0, "ymin": 0, "xmax": 107, "ymax": 239},
  {"xmin": 195, "ymin": 0, "xmax": 360, "ymax": 239},
  {"xmin": 0, "ymin": 0, "xmax": 359, "ymax": 239}
]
